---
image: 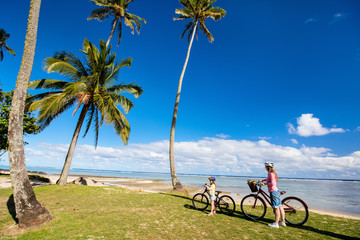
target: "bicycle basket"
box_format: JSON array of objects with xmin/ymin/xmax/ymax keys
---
[{"xmin": 247, "ymin": 180, "xmax": 258, "ymax": 192}]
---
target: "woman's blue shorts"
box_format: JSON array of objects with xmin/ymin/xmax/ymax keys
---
[{"xmin": 270, "ymin": 190, "xmax": 282, "ymax": 208}]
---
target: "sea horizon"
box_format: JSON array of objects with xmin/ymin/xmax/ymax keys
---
[{"xmin": 1, "ymin": 165, "xmax": 359, "ymax": 182}]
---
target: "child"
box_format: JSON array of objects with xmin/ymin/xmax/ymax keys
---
[
  {"xmin": 205, "ymin": 176, "xmax": 216, "ymax": 216},
  {"xmin": 260, "ymin": 162, "xmax": 286, "ymax": 228}
]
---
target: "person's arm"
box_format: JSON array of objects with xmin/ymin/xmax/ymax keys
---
[{"xmin": 260, "ymin": 178, "xmax": 267, "ymax": 185}]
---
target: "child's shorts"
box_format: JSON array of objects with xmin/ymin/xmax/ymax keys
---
[
  {"xmin": 209, "ymin": 194, "xmax": 216, "ymax": 201},
  {"xmin": 270, "ymin": 190, "xmax": 282, "ymax": 208}
]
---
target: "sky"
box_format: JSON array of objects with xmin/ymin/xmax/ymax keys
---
[{"xmin": 0, "ymin": 0, "xmax": 359, "ymax": 179}]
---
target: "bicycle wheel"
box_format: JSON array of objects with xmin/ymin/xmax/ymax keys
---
[
  {"xmin": 192, "ymin": 193, "xmax": 209, "ymax": 211},
  {"xmin": 241, "ymin": 194, "xmax": 267, "ymax": 220},
  {"xmin": 218, "ymin": 195, "xmax": 236, "ymax": 215},
  {"xmin": 282, "ymin": 196, "xmax": 309, "ymax": 226}
]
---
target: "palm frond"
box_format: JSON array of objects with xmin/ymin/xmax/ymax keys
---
[
  {"xmin": 116, "ymin": 20, "xmax": 123, "ymax": 45},
  {"xmin": 89, "ymin": 0, "xmax": 111, "ymax": 7},
  {"xmin": 124, "ymin": 17, "xmax": 135, "ymax": 34},
  {"xmin": 174, "ymin": 9, "xmax": 193, "ymax": 19},
  {"xmin": 199, "ymin": 20, "xmax": 214, "ymax": 42},
  {"xmin": 37, "ymin": 98, "xmax": 77, "ymax": 131},
  {"xmin": 87, "ymin": 8, "xmax": 112, "ymax": 21},
  {"xmin": 83, "ymin": 104, "xmax": 95, "ymax": 138},
  {"xmin": 44, "ymin": 57, "xmax": 80, "ymax": 79},
  {"xmin": 106, "ymin": 83, "xmax": 143, "ymax": 98},
  {"xmin": 105, "ymin": 102, "xmax": 130, "ymax": 144},
  {"xmin": 180, "ymin": 21, "xmax": 194, "ymax": 40},
  {"xmin": 5, "ymin": 45, "xmax": 15, "ymax": 56},
  {"xmin": 28, "ymin": 79, "xmax": 69, "ymax": 90}
]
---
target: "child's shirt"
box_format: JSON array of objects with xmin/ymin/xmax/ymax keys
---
[
  {"xmin": 266, "ymin": 173, "xmax": 278, "ymax": 193},
  {"xmin": 207, "ymin": 183, "xmax": 216, "ymax": 195}
]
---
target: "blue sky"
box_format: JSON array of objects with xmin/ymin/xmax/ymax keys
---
[{"xmin": 1, "ymin": 0, "xmax": 359, "ymax": 179}]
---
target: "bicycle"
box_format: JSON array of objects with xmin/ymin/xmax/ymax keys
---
[
  {"xmin": 192, "ymin": 184, "xmax": 236, "ymax": 215},
  {"xmin": 240, "ymin": 180, "xmax": 309, "ymax": 226}
]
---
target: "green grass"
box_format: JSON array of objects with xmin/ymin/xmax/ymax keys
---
[{"xmin": 0, "ymin": 185, "xmax": 359, "ymax": 240}]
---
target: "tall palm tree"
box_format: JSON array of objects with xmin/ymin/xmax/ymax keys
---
[
  {"xmin": 27, "ymin": 38, "xmax": 143, "ymax": 186},
  {"xmin": 8, "ymin": 0, "xmax": 52, "ymax": 228},
  {"xmin": 0, "ymin": 28, "xmax": 16, "ymax": 61},
  {"xmin": 88, "ymin": 0, "xmax": 146, "ymax": 47},
  {"xmin": 169, "ymin": 0, "xmax": 226, "ymax": 190}
]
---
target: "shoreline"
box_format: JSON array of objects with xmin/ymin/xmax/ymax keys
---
[{"xmin": 1, "ymin": 172, "xmax": 360, "ymax": 220}]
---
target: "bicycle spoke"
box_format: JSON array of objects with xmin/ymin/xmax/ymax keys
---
[
  {"xmin": 192, "ymin": 193, "xmax": 209, "ymax": 211},
  {"xmin": 282, "ymin": 197, "xmax": 309, "ymax": 226},
  {"xmin": 218, "ymin": 195, "xmax": 235, "ymax": 215},
  {"xmin": 241, "ymin": 195, "xmax": 267, "ymax": 220}
]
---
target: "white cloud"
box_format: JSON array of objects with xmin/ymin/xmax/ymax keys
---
[
  {"xmin": 305, "ymin": 17, "xmax": 317, "ymax": 24},
  {"xmin": 259, "ymin": 136, "xmax": 272, "ymax": 141},
  {"xmin": 216, "ymin": 133, "xmax": 230, "ymax": 139},
  {"xmin": 22, "ymin": 137, "xmax": 360, "ymax": 179},
  {"xmin": 287, "ymin": 114, "xmax": 346, "ymax": 137},
  {"xmin": 329, "ymin": 12, "xmax": 348, "ymax": 25},
  {"xmin": 355, "ymin": 126, "xmax": 360, "ymax": 132},
  {"xmin": 291, "ymin": 139, "xmax": 299, "ymax": 144}
]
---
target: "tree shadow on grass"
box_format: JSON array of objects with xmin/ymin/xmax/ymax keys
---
[
  {"xmin": 7, "ymin": 194, "xmax": 19, "ymax": 224},
  {"xmin": 294, "ymin": 225, "xmax": 360, "ymax": 240},
  {"xmin": 173, "ymin": 194, "xmax": 358, "ymax": 240}
]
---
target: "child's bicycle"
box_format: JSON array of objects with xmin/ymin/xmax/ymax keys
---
[
  {"xmin": 240, "ymin": 180, "xmax": 309, "ymax": 226},
  {"xmin": 192, "ymin": 184, "xmax": 236, "ymax": 215}
]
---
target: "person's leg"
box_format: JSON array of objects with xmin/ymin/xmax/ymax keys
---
[
  {"xmin": 208, "ymin": 200, "xmax": 215, "ymax": 215},
  {"xmin": 268, "ymin": 191, "xmax": 281, "ymax": 227},
  {"xmin": 280, "ymin": 206, "xmax": 285, "ymax": 222},
  {"xmin": 274, "ymin": 208, "xmax": 280, "ymax": 224}
]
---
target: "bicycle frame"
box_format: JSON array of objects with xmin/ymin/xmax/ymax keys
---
[
  {"xmin": 253, "ymin": 186, "xmax": 272, "ymax": 206},
  {"xmin": 201, "ymin": 187, "xmax": 222, "ymax": 206},
  {"xmin": 252, "ymin": 183, "xmax": 305, "ymax": 215}
]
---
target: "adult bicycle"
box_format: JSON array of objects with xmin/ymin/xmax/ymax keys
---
[
  {"xmin": 192, "ymin": 184, "xmax": 236, "ymax": 215},
  {"xmin": 240, "ymin": 180, "xmax": 309, "ymax": 226}
]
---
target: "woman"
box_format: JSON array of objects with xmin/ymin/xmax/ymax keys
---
[{"xmin": 260, "ymin": 162, "xmax": 286, "ymax": 228}]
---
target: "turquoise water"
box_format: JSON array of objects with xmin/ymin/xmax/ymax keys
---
[{"xmin": 2, "ymin": 166, "xmax": 359, "ymax": 217}]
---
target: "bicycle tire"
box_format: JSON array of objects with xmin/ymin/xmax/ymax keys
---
[
  {"xmin": 241, "ymin": 194, "xmax": 267, "ymax": 220},
  {"xmin": 192, "ymin": 193, "xmax": 209, "ymax": 211},
  {"xmin": 282, "ymin": 196, "xmax": 309, "ymax": 226},
  {"xmin": 218, "ymin": 195, "xmax": 236, "ymax": 215}
]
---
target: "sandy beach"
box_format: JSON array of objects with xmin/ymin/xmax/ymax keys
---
[
  {"xmin": 1, "ymin": 172, "xmax": 359, "ymax": 220},
  {"xmin": 0, "ymin": 172, "xmax": 201, "ymax": 196}
]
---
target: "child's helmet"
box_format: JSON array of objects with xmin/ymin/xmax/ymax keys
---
[
  {"xmin": 264, "ymin": 162, "xmax": 274, "ymax": 168},
  {"xmin": 209, "ymin": 176, "xmax": 216, "ymax": 181}
]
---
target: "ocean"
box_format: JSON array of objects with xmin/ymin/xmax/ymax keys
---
[{"xmin": 2, "ymin": 166, "xmax": 359, "ymax": 218}]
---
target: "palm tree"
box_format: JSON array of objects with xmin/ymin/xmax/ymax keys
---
[
  {"xmin": 8, "ymin": 0, "xmax": 52, "ymax": 228},
  {"xmin": 169, "ymin": 0, "xmax": 226, "ymax": 190},
  {"xmin": 27, "ymin": 38, "xmax": 143, "ymax": 186},
  {"xmin": 0, "ymin": 28, "xmax": 16, "ymax": 61},
  {"xmin": 88, "ymin": 0, "xmax": 147, "ymax": 47}
]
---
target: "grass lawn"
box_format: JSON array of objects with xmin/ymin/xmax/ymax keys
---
[{"xmin": 0, "ymin": 184, "xmax": 359, "ymax": 239}]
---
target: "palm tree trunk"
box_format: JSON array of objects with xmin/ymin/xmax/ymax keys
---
[
  {"xmin": 8, "ymin": 0, "xmax": 52, "ymax": 228},
  {"xmin": 57, "ymin": 104, "xmax": 89, "ymax": 186},
  {"xmin": 106, "ymin": 17, "xmax": 118, "ymax": 48},
  {"xmin": 169, "ymin": 22, "xmax": 198, "ymax": 191}
]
